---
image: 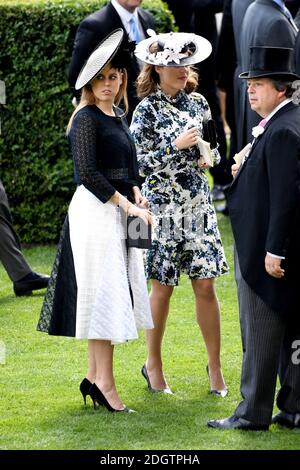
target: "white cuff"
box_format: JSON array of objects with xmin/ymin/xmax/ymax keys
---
[{"xmin": 267, "ymin": 252, "xmax": 285, "ymax": 260}]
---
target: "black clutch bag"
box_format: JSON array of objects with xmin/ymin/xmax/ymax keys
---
[
  {"xmin": 127, "ymin": 215, "xmax": 152, "ymax": 249},
  {"xmin": 203, "ymin": 119, "xmax": 218, "ymax": 149}
]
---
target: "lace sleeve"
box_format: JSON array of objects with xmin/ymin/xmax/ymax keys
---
[{"xmin": 70, "ymin": 111, "xmax": 116, "ymax": 203}]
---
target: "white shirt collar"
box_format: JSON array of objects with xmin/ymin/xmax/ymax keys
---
[
  {"xmin": 264, "ymin": 98, "xmax": 292, "ymax": 123},
  {"xmin": 111, "ymin": 0, "xmax": 139, "ymax": 31}
]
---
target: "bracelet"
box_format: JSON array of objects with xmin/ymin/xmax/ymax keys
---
[{"xmin": 117, "ymin": 197, "xmax": 133, "ymax": 211}]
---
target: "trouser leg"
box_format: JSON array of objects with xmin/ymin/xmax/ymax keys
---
[
  {"xmin": 277, "ymin": 319, "xmax": 300, "ymax": 414},
  {"xmin": 234, "ymin": 248, "xmax": 285, "ymax": 425},
  {"xmin": 0, "ymin": 181, "xmax": 31, "ymax": 281}
]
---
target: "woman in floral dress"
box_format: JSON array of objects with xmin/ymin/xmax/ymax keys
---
[{"xmin": 131, "ymin": 32, "xmax": 229, "ymax": 396}]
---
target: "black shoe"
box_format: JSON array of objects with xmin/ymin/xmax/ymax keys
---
[
  {"xmin": 13, "ymin": 271, "xmax": 50, "ymax": 296},
  {"xmin": 141, "ymin": 364, "xmax": 173, "ymax": 394},
  {"xmin": 89, "ymin": 383, "xmax": 136, "ymax": 413},
  {"xmin": 207, "ymin": 415, "xmax": 269, "ymax": 431},
  {"xmin": 272, "ymin": 411, "xmax": 300, "ymax": 428},
  {"xmin": 79, "ymin": 378, "xmax": 93, "ymax": 406}
]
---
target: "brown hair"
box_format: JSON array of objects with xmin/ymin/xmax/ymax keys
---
[
  {"xmin": 136, "ymin": 64, "xmax": 198, "ymax": 99},
  {"xmin": 66, "ymin": 67, "xmax": 128, "ymax": 134},
  {"xmin": 271, "ymin": 78, "xmax": 294, "ymax": 98}
]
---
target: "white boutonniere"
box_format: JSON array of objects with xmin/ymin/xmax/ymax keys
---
[{"xmin": 252, "ymin": 125, "xmax": 265, "ymax": 139}]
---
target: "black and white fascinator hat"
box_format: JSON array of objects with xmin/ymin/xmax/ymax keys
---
[
  {"xmin": 134, "ymin": 30, "xmax": 212, "ymax": 67},
  {"xmin": 75, "ymin": 29, "xmax": 124, "ymax": 90}
]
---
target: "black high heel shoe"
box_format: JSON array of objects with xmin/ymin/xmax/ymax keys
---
[
  {"xmin": 206, "ymin": 365, "xmax": 228, "ymax": 398},
  {"xmin": 79, "ymin": 378, "xmax": 93, "ymax": 405},
  {"xmin": 89, "ymin": 383, "xmax": 136, "ymax": 413},
  {"xmin": 141, "ymin": 364, "xmax": 173, "ymax": 394}
]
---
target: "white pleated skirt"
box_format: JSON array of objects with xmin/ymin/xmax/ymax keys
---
[{"xmin": 68, "ymin": 185, "xmax": 153, "ymax": 343}]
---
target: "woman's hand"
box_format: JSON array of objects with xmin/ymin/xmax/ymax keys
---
[
  {"xmin": 128, "ymin": 204, "xmax": 152, "ymax": 225},
  {"xmin": 197, "ymin": 156, "xmax": 210, "ymax": 170},
  {"xmin": 132, "ymin": 186, "xmax": 149, "ymax": 208},
  {"xmin": 175, "ymin": 127, "xmax": 199, "ymax": 150}
]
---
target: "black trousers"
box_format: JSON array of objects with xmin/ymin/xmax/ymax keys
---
[
  {"xmin": 234, "ymin": 248, "xmax": 300, "ymax": 425},
  {"xmin": 0, "ymin": 180, "xmax": 31, "ymax": 281}
]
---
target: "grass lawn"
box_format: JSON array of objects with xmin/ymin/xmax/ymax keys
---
[{"xmin": 0, "ymin": 213, "xmax": 299, "ymax": 450}]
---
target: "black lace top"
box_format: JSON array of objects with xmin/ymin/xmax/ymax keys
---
[{"xmin": 68, "ymin": 105, "xmax": 140, "ymax": 203}]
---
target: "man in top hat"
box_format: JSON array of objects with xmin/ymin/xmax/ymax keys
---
[
  {"xmin": 208, "ymin": 46, "xmax": 300, "ymax": 430},
  {"xmin": 236, "ymin": 0, "xmax": 298, "ymax": 150},
  {"xmin": 68, "ymin": 0, "xmax": 154, "ymax": 123}
]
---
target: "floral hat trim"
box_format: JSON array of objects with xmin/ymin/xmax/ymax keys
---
[{"xmin": 135, "ymin": 30, "xmax": 212, "ymax": 67}]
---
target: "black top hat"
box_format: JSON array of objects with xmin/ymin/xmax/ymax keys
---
[{"xmin": 239, "ymin": 46, "xmax": 300, "ymax": 81}]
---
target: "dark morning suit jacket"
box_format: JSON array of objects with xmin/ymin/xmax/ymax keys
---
[
  {"xmin": 164, "ymin": 0, "xmax": 195, "ymax": 32},
  {"xmin": 216, "ymin": 0, "xmax": 238, "ymax": 160},
  {"xmin": 295, "ymin": 7, "xmax": 300, "ymax": 73},
  {"xmin": 232, "ymin": 0, "xmax": 254, "ymax": 65},
  {"xmin": 68, "ymin": 1, "xmax": 155, "ymax": 122},
  {"xmin": 193, "ymin": 0, "xmax": 233, "ymax": 186},
  {"xmin": 193, "ymin": 0, "xmax": 224, "ymax": 113},
  {"xmin": 296, "ymin": 31, "xmax": 300, "ymax": 73},
  {"xmin": 236, "ymin": 0, "xmax": 297, "ymax": 149},
  {"xmin": 232, "ymin": 0, "xmax": 254, "ymax": 150},
  {"xmin": 286, "ymin": 0, "xmax": 300, "ymax": 17},
  {"xmin": 227, "ymin": 101, "xmax": 300, "ymax": 316},
  {"xmin": 295, "ymin": 5, "xmax": 300, "ymax": 25}
]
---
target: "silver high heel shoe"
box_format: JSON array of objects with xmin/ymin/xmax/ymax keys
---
[
  {"xmin": 206, "ymin": 365, "xmax": 228, "ymax": 398},
  {"xmin": 141, "ymin": 364, "xmax": 174, "ymax": 395}
]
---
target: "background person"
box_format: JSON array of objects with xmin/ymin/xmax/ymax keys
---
[
  {"xmin": 0, "ymin": 180, "xmax": 49, "ymax": 296},
  {"xmin": 193, "ymin": 0, "xmax": 232, "ymax": 206},
  {"xmin": 235, "ymin": 0, "xmax": 297, "ymax": 149}
]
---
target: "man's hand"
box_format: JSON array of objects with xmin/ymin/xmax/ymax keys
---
[
  {"xmin": 231, "ymin": 163, "xmax": 240, "ymax": 178},
  {"xmin": 265, "ymin": 254, "xmax": 285, "ymax": 279}
]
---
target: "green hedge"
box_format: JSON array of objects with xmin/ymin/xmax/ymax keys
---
[{"xmin": 0, "ymin": 0, "xmax": 174, "ymax": 243}]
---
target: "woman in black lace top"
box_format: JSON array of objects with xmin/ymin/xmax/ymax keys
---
[{"xmin": 37, "ymin": 30, "xmax": 153, "ymax": 413}]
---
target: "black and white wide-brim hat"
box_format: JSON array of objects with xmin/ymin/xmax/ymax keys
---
[
  {"xmin": 75, "ymin": 29, "xmax": 124, "ymax": 90},
  {"xmin": 134, "ymin": 30, "xmax": 212, "ymax": 67}
]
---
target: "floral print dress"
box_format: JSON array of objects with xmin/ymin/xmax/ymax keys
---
[{"xmin": 130, "ymin": 87, "xmax": 228, "ymax": 285}]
